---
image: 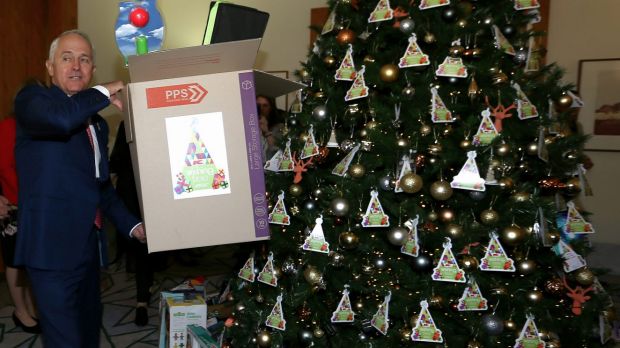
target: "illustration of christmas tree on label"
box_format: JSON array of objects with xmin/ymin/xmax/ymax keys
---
[
  {"xmin": 401, "ymin": 215, "xmax": 420, "ymax": 257},
  {"xmin": 302, "ymin": 215, "xmax": 330, "ymax": 253},
  {"xmin": 473, "ymin": 109, "xmax": 499, "ymax": 146},
  {"xmin": 419, "ymin": 0, "xmax": 450, "ymax": 10},
  {"xmin": 430, "ymin": 87, "xmax": 454, "ymax": 123},
  {"xmin": 257, "ymin": 252, "xmax": 278, "ymax": 287},
  {"xmin": 436, "ymin": 42, "xmax": 468, "ymax": 77},
  {"xmin": 300, "ymin": 125, "xmax": 320, "ymax": 159},
  {"xmin": 411, "ymin": 300, "xmax": 443, "ymax": 343},
  {"xmin": 264, "ymin": 139, "xmax": 294, "ymax": 172},
  {"xmin": 480, "ymin": 232, "xmax": 516, "ymax": 272},
  {"xmin": 265, "ymin": 294, "xmax": 286, "ymax": 331},
  {"xmin": 432, "ymin": 238, "xmax": 466, "ymax": 282},
  {"xmin": 331, "ymin": 285, "xmax": 355, "ymax": 323},
  {"xmin": 493, "ymin": 25, "xmax": 516, "ymax": 55},
  {"xmin": 514, "ymin": 314, "xmax": 546, "ymax": 348},
  {"xmin": 457, "ymin": 278, "xmax": 488, "ymax": 311},
  {"xmin": 394, "ymin": 155, "xmax": 412, "ymax": 193},
  {"xmin": 563, "ymin": 201, "xmax": 595, "ymax": 234},
  {"xmin": 238, "ymin": 255, "xmax": 255, "ymax": 282},
  {"xmin": 552, "ymin": 239, "xmax": 587, "ymax": 273},
  {"xmin": 345, "ymin": 66, "xmax": 370, "ymax": 101},
  {"xmin": 514, "ymin": 0, "xmax": 540, "ymax": 11},
  {"xmin": 512, "ymin": 82, "xmax": 539, "ymax": 120},
  {"xmin": 371, "ymin": 291, "xmax": 392, "ymax": 335},
  {"xmin": 399, "ymin": 34, "xmax": 430, "ymax": 68},
  {"xmin": 361, "ymin": 190, "xmax": 390, "ymax": 227},
  {"xmin": 332, "ymin": 144, "xmax": 361, "ymax": 176},
  {"xmin": 166, "ymin": 113, "xmax": 230, "ymax": 200},
  {"xmin": 269, "ymin": 191, "xmax": 290, "ymax": 225},
  {"xmin": 335, "ymin": 44, "xmax": 356, "ymax": 81},
  {"xmin": 451, "ymin": 151, "xmax": 486, "ymax": 191},
  {"xmin": 368, "ymin": 0, "xmax": 394, "ymax": 23}
]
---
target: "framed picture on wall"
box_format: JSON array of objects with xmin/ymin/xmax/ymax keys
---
[
  {"xmin": 267, "ymin": 71, "xmax": 290, "ymax": 111},
  {"xmin": 577, "ymin": 58, "xmax": 620, "ymax": 152}
]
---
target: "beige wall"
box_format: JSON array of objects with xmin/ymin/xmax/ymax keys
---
[{"xmin": 547, "ymin": 0, "xmax": 620, "ymax": 262}]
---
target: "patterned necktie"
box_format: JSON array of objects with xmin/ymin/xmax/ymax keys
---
[{"xmin": 86, "ymin": 126, "xmax": 103, "ymax": 229}]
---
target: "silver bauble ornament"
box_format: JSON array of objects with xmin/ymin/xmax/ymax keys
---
[
  {"xmin": 379, "ymin": 175, "xmax": 392, "ymax": 191},
  {"xmin": 330, "ymin": 197, "xmax": 350, "ymax": 216},
  {"xmin": 387, "ymin": 226, "xmax": 408, "ymax": 245},
  {"xmin": 402, "ymin": 85, "xmax": 415, "ymax": 99},
  {"xmin": 399, "ymin": 18, "xmax": 415, "ymax": 34},
  {"xmin": 312, "ymin": 105, "xmax": 328, "ymax": 121},
  {"xmin": 257, "ymin": 330, "xmax": 272, "ymax": 348},
  {"xmin": 481, "ymin": 314, "xmax": 504, "ymax": 335}
]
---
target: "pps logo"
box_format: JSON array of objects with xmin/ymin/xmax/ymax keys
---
[{"xmin": 146, "ymin": 83, "xmax": 207, "ymax": 109}]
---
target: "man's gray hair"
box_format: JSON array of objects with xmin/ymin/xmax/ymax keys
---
[{"xmin": 48, "ymin": 29, "xmax": 96, "ymax": 63}]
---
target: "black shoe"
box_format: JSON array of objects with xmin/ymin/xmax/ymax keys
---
[
  {"xmin": 12, "ymin": 312, "xmax": 41, "ymax": 334},
  {"xmin": 134, "ymin": 306, "xmax": 148, "ymax": 326}
]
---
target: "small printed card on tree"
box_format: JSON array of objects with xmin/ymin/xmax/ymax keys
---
[
  {"xmin": 552, "ymin": 240, "xmax": 587, "ymax": 273},
  {"xmin": 238, "ymin": 256, "xmax": 255, "ymax": 282},
  {"xmin": 411, "ymin": 300, "xmax": 444, "ymax": 343},
  {"xmin": 450, "ymin": 151, "xmax": 486, "ymax": 192},
  {"xmin": 332, "ymin": 144, "xmax": 361, "ymax": 176},
  {"xmin": 436, "ymin": 56, "xmax": 468, "ymax": 78},
  {"xmin": 371, "ymin": 291, "xmax": 392, "ymax": 335},
  {"xmin": 419, "ymin": 0, "xmax": 450, "ymax": 10},
  {"xmin": 513, "ymin": 314, "xmax": 546, "ymax": 348},
  {"xmin": 345, "ymin": 66, "xmax": 370, "ymax": 101},
  {"xmin": 265, "ymin": 294, "xmax": 286, "ymax": 331},
  {"xmin": 258, "ymin": 252, "xmax": 278, "ymax": 287},
  {"xmin": 264, "ymin": 149, "xmax": 283, "ymax": 172},
  {"xmin": 484, "ymin": 152, "xmax": 499, "ymax": 185},
  {"xmin": 473, "ymin": 109, "xmax": 499, "ymax": 146},
  {"xmin": 269, "ymin": 191, "xmax": 291, "ymax": 225},
  {"xmin": 321, "ymin": 8, "xmax": 337, "ymax": 34},
  {"xmin": 401, "ymin": 215, "xmax": 420, "ymax": 257},
  {"xmin": 512, "ymin": 82, "xmax": 539, "ymax": 120},
  {"xmin": 492, "ymin": 25, "xmax": 516, "ymax": 55},
  {"xmin": 394, "ymin": 155, "xmax": 412, "ymax": 193},
  {"xmin": 399, "ymin": 34, "xmax": 430, "ymax": 68},
  {"xmin": 430, "ymin": 87, "xmax": 454, "ymax": 123},
  {"xmin": 335, "ymin": 45, "xmax": 357, "ymax": 81},
  {"xmin": 563, "ymin": 201, "xmax": 595, "ymax": 234},
  {"xmin": 361, "ymin": 190, "xmax": 390, "ymax": 227},
  {"xmin": 514, "ymin": 0, "xmax": 540, "ymax": 11},
  {"xmin": 480, "ymin": 232, "xmax": 516, "ymax": 272},
  {"xmin": 331, "ymin": 285, "xmax": 355, "ymax": 323},
  {"xmin": 278, "ymin": 139, "xmax": 295, "ymax": 172},
  {"xmin": 432, "ymin": 238, "xmax": 466, "ymax": 283},
  {"xmin": 457, "ymin": 278, "xmax": 488, "ymax": 311},
  {"xmin": 368, "ymin": 0, "xmax": 393, "ymax": 22},
  {"xmin": 302, "ymin": 216, "xmax": 330, "ymax": 253},
  {"xmin": 301, "ymin": 125, "xmax": 320, "ymax": 159}
]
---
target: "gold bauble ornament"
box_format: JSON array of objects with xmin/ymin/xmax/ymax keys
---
[
  {"xmin": 526, "ymin": 142, "xmax": 539, "ymax": 155},
  {"xmin": 458, "ymin": 254, "xmax": 479, "ymax": 271},
  {"xmin": 401, "ymin": 172, "xmax": 423, "ymax": 193},
  {"xmin": 439, "ymin": 208, "xmax": 455, "ymax": 223},
  {"xmin": 556, "ymin": 93, "xmax": 573, "ymax": 111},
  {"xmin": 339, "ymin": 231, "xmax": 359, "ymax": 249},
  {"xmin": 336, "ymin": 28, "xmax": 356, "ymax": 45},
  {"xmin": 496, "ymin": 142, "xmax": 511, "ymax": 156},
  {"xmin": 379, "ymin": 64, "xmax": 400, "ymax": 82},
  {"xmin": 400, "ymin": 327, "xmax": 413, "ymax": 342},
  {"xmin": 299, "ymin": 68, "xmax": 309, "ymax": 80},
  {"xmin": 491, "ymin": 72, "xmax": 509, "ymax": 85},
  {"xmin": 449, "ymin": 45, "xmax": 465, "ymax": 57},
  {"xmin": 349, "ymin": 163, "xmax": 366, "ymax": 178},
  {"xmin": 517, "ymin": 259, "xmax": 537, "ymax": 275},
  {"xmin": 460, "ymin": 138, "xmax": 472, "ymax": 149},
  {"xmin": 504, "ymin": 319, "xmax": 517, "ymax": 331},
  {"xmin": 257, "ymin": 330, "xmax": 272, "ymax": 348},
  {"xmin": 427, "ymin": 210, "xmax": 439, "ymax": 222},
  {"xmin": 303, "ymin": 265, "xmax": 322, "ymax": 285},
  {"xmin": 314, "ymin": 89, "xmax": 326, "ymax": 98},
  {"xmin": 565, "ymin": 177, "xmax": 582, "ymax": 195},
  {"xmin": 446, "ymin": 223, "xmax": 463, "ymax": 238},
  {"xmin": 420, "ymin": 124, "xmax": 432, "ymax": 136},
  {"xmin": 289, "ymin": 183, "xmax": 303, "ymax": 197},
  {"xmin": 511, "ymin": 191, "xmax": 530, "ymax": 202},
  {"xmin": 313, "ymin": 327, "xmax": 325, "ymax": 338},
  {"xmin": 526, "ymin": 289, "xmax": 543, "ymax": 303},
  {"xmin": 365, "ymin": 120, "xmax": 379, "ymax": 129},
  {"xmin": 323, "ymin": 55, "xmax": 336, "ymax": 67},
  {"xmin": 498, "ymin": 177, "xmax": 514, "ymax": 190},
  {"xmin": 429, "ymin": 294, "xmax": 444, "ymax": 308},
  {"xmin": 396, "ymin": 137, "xmax": 409, "ymax": 148},
  {"xmin": 480, "ymin": 209, "xmax": 499, "ymax": 225},
  {"xmin": 466, "ymin": 340, "xmax": 483, "ymax": 348},
  {"xmin": 456, "ymin": 19, "xmax": 468, "ymax": 28},
  {"xmin": 501, "ymin": 224, "xmax": 524, "ymax": 246},
  {"xmin": 574, "ymin": 268, "xmax": 595, "ymax": 286},
  {"xmin": 428, "ymin": 143, "xmax": 442, "ymax": 155},
  {"xmin": 363, "ymin": 55, "xmax": 376, "ymax": 64},
  {"xmin": 430, "ymin": 180, "xmax": 453, "ymax": 200},
  {"xmin": 423, "ymin": 32, "xmax": 436, "ymax": 44},
  {"xmin": 547, "ymin": 230, "xmax": 561, "ymax": 244},
  {"xmin": 547, "ymin": 340, "xmax": 561, "ymax": 348}
]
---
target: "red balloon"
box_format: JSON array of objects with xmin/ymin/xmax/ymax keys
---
[{"xmin": 129, "ymin": 7, "xmax": 149, "ymax": 28}]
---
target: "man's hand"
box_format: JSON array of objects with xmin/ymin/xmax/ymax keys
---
[
  {"xmin": 101, "ymin": 81, "xmax": 125, "ymax": 111},
  {"xmin": 132, "ymin": 223, "xmax": 147, "ymax": 243},
  {"xmin": 0, "ymin": 195, "xmax": 9, "ymax": 219}
]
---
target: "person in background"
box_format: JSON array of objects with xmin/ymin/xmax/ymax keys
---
[
  {"xmin": 0, "ymin": 110, "xmax": 40, "ymax": 334},
  {"xmin": 256, "ymin": 94, "xmax": 286, "ymax": 159},
  {"xmin": 13, "ymin": 29, "xmax": 146, "ymax": 347}
]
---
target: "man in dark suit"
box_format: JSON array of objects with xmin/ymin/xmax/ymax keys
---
[{"xmin": 13, "ymin": 29, "xmax": 146, "ymax": 347}]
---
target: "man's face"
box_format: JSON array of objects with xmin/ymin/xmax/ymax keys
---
[{"xmin": 45, "ymin": 33, "xmax": 95, "ymax": 96}]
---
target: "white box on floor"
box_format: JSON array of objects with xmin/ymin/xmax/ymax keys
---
[{"xmin": 159, "ymin": 292, "xmax": 207, "ymax": 348}]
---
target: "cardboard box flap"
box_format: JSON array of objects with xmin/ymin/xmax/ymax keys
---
[
  {"xmin": 127, "ymin": 38, "xmax": 262, "ymax": 83},
  {"xmin": 254, "ymin": 70, "xmax": 305, "ymax": 98}
]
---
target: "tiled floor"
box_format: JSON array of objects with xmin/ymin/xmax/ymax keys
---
[{"xmin": 0, "ymin": 244, "xmax": 238, "ymax": 347}]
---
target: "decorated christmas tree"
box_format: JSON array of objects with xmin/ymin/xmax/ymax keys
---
[{"xmin": 226, "ymin": 0, "xmax": 615, "ymax": 347}]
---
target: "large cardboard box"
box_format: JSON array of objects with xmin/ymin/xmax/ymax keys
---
[
  {"xmin": 159, "ymin": 293, "xmax": 208, "ymax": 348},
  {"xmin": 123, "ymin": 39, "xmax": 302, "ymax": 252}
]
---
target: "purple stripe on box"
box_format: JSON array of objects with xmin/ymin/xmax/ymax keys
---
[{"xmin": 238, "ymin": 72, "xmax": 269, "ymax": 238}]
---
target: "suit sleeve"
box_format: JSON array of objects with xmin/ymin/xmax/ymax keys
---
[{"xmin": 14, "ymin": 85, "xmax": 110, "ymax": 136}]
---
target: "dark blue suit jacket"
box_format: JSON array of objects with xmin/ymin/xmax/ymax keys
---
[{"xmin": 13, "ymin": 84, "xmax": 140, "ymax": 270}]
